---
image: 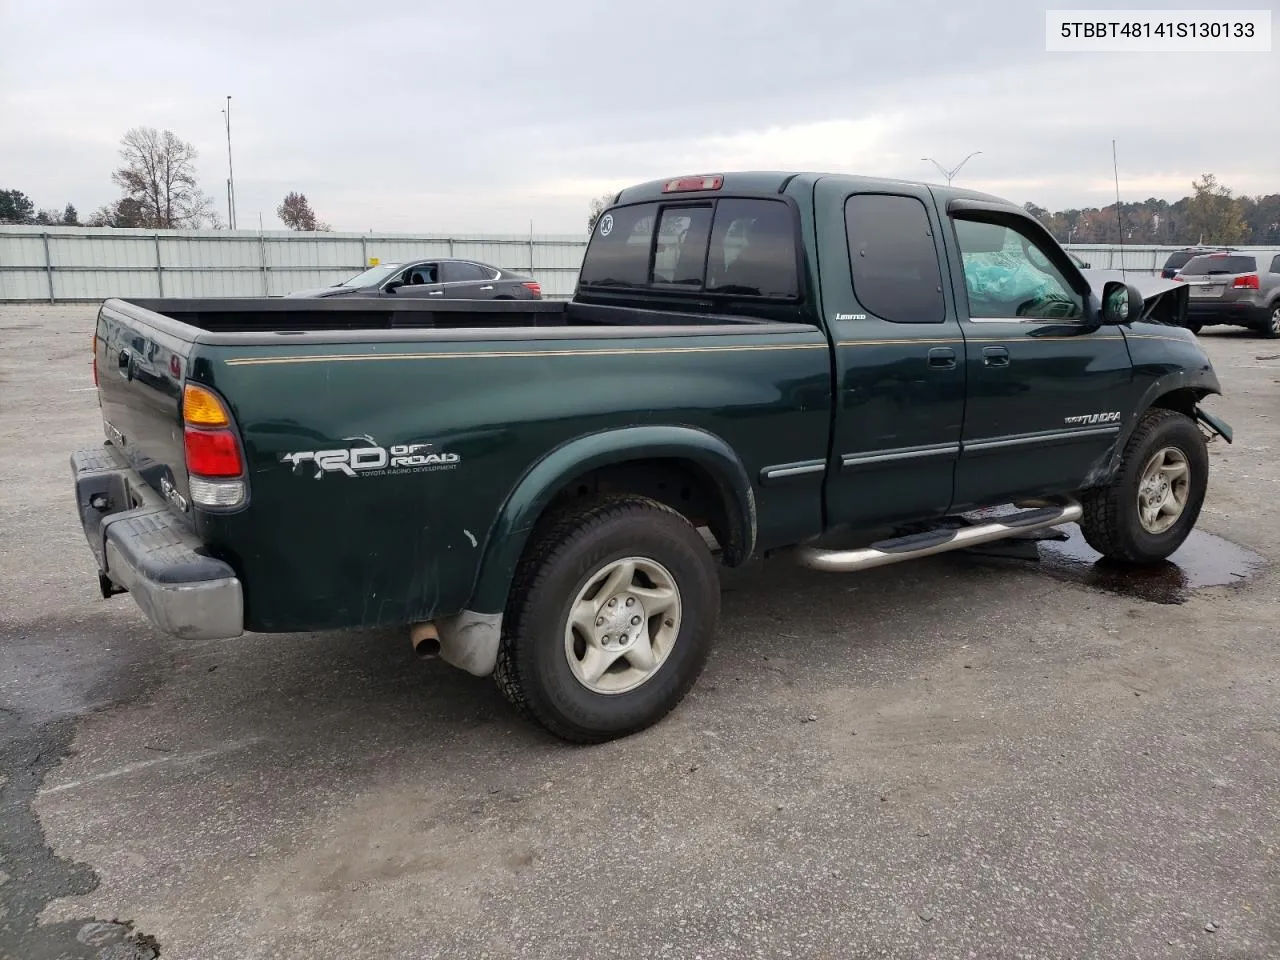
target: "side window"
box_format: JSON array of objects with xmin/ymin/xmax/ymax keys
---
[
  {"xmin": 951, "ymin": 219, "xmax": 1084, "ymax": 321},
  {"xmin": 401, "ymin": 263, "xmax": 438, "ymax": 285},
  {"xmin": 579, "ymin": 202, "xmax": 660, "ymax": 288},
  {"xmin": 442, "ymin": 261, "xmax": 489, "ymax": 283},
  {"xmin": 1270, "ymin": 255, "xmax": 1280, "ymax": 274},
  {"xmin": 651, "ymin": 206, "xmax": 713, "ymax": 286},
  {"xmin": 844, "ymin": 194, "xmax": 945, "ymax": 324},
  {"xmin": 705, "ymin": 199, "xmax": 799, "ymax": 298}
]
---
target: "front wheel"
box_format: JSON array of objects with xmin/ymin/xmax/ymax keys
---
[
  {"xmin": 493, "ymin": 495, "xmax": 721, "ymax": 743},
  {"xmin": 1079, "ymin": 409, "xmax": 1209, "ymax": 564}
]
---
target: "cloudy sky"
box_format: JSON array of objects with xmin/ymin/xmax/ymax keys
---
[{"xmin": 2, "ymin": 0, "xmax": 1274, "ymax": 235}]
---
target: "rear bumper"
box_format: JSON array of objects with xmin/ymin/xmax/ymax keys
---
[
  {"xmin": 1186, "ymin": 299, "xmax": 1266, "ymax": 325},
  {"xmin": 72, "ymin": 445, "xmax": 244, "ymax": 641}
]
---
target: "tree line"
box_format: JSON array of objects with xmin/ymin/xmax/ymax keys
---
[
  {"xmin": 1028, "ymin": 173, "xmax": 1277, "ymax": 246},
  {"xmin": 0, "ymin": 126, "xmax": 331, "ymax": 232}
]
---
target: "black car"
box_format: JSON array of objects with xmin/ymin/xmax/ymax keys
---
[
  {"xmin": 285, "ymin": 258, "xmax": 542, "ymax": 300},
  {"xmin": 1159, "ymin": 246, "xmax": 1234, "ymax": 279}
]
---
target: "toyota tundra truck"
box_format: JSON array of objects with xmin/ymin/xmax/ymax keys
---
[{"xmin": 72, "ymin": 171, "xmax": 1232, "ymax": 743}]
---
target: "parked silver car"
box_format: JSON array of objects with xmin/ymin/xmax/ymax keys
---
[{"xmin": 1177, "ymin": 250, "xmax": 1280, "ymax": 337}]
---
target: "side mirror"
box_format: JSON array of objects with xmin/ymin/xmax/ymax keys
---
[
  {"xmin": 1101, "ymin": 281, "xmax": 1144, "ymax": 325},
  {"xmin": 383, "ymin": 282, "xmax": 400, "ymax": 294}
]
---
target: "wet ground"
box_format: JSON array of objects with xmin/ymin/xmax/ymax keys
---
[
  {"xmin": 4, "ymin": 307, "xmax": 1280, "ymax": 960},
  {"xmin": 965, "ymin": 526, "xmax": 1267, "ymax": 605}
]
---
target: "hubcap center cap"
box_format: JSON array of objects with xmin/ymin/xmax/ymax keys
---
[{"xmin": 599, "ymin": 594, "xmax": 643, "ymax": 650}]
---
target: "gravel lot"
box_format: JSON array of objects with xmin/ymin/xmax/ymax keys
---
[{"xmin": 3, "ymin": 304, "xmax": 1279, "ymax": 960}]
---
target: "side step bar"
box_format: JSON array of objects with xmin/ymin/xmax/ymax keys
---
[{"xmin": 795, "ymin": 498, "xmax": 1083, "ymax": 573}]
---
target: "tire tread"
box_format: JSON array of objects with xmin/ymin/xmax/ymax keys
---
[
  {"xmin": 1079, "ymin": 408, "xmax": 1204, "ymax": 562},
  {"xmin": 493, "ymin": 494, "xmax": 712, "ymax": 743}
]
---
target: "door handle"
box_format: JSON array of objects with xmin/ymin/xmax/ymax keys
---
[
  {"xmin": 927, "ymin": 346, "xmax": 956, "ymax": 370},
  {"xmin": 428, "ymin": 290, "xmax": 444, "ymax": 296},
  {"xmin": 982, "ymin": 345, "xmax": 1010, "ymax": 367},
  {"xmin": 479, "ymin": 285, "xmax": 493, "ymax": 290}
]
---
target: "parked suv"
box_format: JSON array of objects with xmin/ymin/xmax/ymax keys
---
[
  {"xmin": 1160, "ymin": 246, "xmax": 1233, "ymax": 279},
  {"xmin": 1177, "ymin": 251, "xmax": 1280, "ymax": 337}
]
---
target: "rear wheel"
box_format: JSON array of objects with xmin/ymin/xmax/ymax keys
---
[
  {"xmin": 1185, "ymin": 319, "xmax": 1203, "ymax": 334},
  {"xmin": 1258, "ymin": 303, "xmax": 1280, "ymax": 339},
  {"xmin": 493, "ymin": 495, "xmax": 720, "ymax": 743},
  {"xmin": 1079, "ymin": 409, "xmax": 1208, "ymax": 564}
]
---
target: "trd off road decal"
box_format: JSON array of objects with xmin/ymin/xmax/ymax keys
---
[{"xmin": 280, "ymin": 436, "xmax": 461, "ymax": 479}]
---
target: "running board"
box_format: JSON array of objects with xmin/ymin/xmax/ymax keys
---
[{"xmin": 794, "ymin": 498, "xmax": 1083, "ymax": 573}]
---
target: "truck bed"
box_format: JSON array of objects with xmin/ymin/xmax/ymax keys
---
[{"xmin": 116, "ymin": 297, "xmax": 792, "ymax": 339}]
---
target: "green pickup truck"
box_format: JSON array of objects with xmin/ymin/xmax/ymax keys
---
[{"xmin": 74, "ymin": 171, "xmax": 1232, "ymax": 743}]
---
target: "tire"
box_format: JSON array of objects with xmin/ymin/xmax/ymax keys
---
[
  {"xmin": 1079, "ymin": 408, "xmax": 1208, "ymax": 564},
  {"xmin": 1185, "ymin": 319, "xmax": 1203, "ymax": 335},
  {"xmin": 493, "ymin": 494, "xmax": 720, "ymax": 743},
  {"xmin": 1258, "ymin": 303, "xmax": 1280, "ymax": 339}
]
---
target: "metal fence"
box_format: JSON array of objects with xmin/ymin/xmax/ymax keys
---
[
  {"xmin": 0, "ymin": 225, "xmax": 590, "ymax": 302},
  {"xmin": 2, "ymin": 225, "xmax": 1274, "ymax": 303}
]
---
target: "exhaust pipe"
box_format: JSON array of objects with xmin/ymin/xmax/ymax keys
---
[
  {"xmin": 410, "ymin": 622, "xmax": 441, "ymax": 659},
  {"xmin": 795, "ymin": 498, "xmax": 1083, "ymax": 574}
]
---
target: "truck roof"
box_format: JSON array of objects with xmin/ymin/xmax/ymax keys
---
[{"xmin": 612, "ymin": 171, "xmax": 1012, "ymax": 209}]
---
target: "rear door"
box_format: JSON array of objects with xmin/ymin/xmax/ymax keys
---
[
  {"xmin": 812, "ymin": 178, "xmax": 967, "ymax": 531},
  {"xmin": 439, "ymin": 260, "xmax": 496, "ymax": 298},
  {"xmin": 941, "ymin": 206, "xmax": 1133, "ymax": 508}
]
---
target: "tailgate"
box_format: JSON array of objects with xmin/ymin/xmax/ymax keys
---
[{"xmin": 94, "ymin": 299, "xmax": 198, "ymax": 515}]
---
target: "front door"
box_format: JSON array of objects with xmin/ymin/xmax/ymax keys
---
[
  {"xmin": 385, "ymin": 262, "xmax": 444, "ymax": 299},
  {"xmin": 813, "ymin": 178, "xmax": 968, "ymax": 532},
  {"xmin": 942, "ymin": 211, "xmax": 1133, "ymax": 509}
]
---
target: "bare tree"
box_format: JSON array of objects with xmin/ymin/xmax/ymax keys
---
[
  {"xmin": 277, "ymin": 191, "xmax": 331, "ymax": 231},
  {"xmin": 587, "ymin": 192, "xmax": 616, "ymax": 233},
  {"xmin": 110, "ymin": 126, "xmax": 218, "ymax": 229}
]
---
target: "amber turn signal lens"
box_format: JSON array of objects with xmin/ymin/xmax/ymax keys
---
[{"xmin": 183, "ymin": 384, "xmax": 230, "ymax": 427}]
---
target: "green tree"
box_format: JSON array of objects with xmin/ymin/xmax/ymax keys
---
[
  {"xmin": 0, "ymin": 188, "xmax": 35, "ymax": 223},
  {"xmin": 1182, "ymin": 173, "xmax": 1248, "ymax": 245},
  {"xmin": 62, "ymin": 203, "xmax": 79, "ymax": 225}
]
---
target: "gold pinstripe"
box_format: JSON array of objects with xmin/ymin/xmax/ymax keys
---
[
  {"xmin": 224, "ymin": 341, "xmax": 831, "ymax": 366},
  {"xmin": 223, "ymin": 331, "xmax": 1139, "ymax": 368}
]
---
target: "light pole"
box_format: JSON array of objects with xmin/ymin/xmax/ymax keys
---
[
  {"xmin": 922, "ymin": 151, "xmax": 983, "ymax": 185},
  {"xmin": 221, "ymin": 96, "xmax": 237, "ymax": 230}
]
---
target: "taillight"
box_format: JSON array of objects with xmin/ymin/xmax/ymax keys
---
[
  {"xmin": 181, "ymin": 383, "xmax": 246, "ymax": 506},
  {"xmin": 183, "ymin": 429, "xmax": 243, "ymax": 476},
  {"xmin": 1233, "ymin": 274, "xmax": 1260, "ymax": 290},
  {"xmin": 523, "ymin": 281, "xmax": 542, "ymax": 296},
  {"xmin": 91, "ymin": 333, "xmax": 98, "ymax": 386}
]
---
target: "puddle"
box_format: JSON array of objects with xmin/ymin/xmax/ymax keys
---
[{"xmin": 964, "ymin": 525, "xmax": 1266, "ymax": 604}]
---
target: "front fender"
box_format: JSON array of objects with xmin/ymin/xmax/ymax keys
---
[
  {"xmin": 466, "ymin": 425, "xmax": 756, "ymax": 615},
  {"xmin": 1083, "ymin": 328, "xmax": 1225, "ymax": 488}
]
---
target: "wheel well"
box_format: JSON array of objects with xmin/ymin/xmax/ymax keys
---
[
  {"xmin": 1147, "ymin": 387, "xmax": 1208, "ymax": 419},
  {"xmin": 542, "ymin": 457, "xmax": 742, "ymax": 564}
]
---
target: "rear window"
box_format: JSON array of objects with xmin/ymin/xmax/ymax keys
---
[
  {"xmin": 579, "ymin": 197, "xmax": 799, "ymax": 299},
  {"xmin": 1163, "ymin": 251, "xmax": 1199, "ymax": 270},
  {"xmin": 844, "ymin": 193, "xmax": 945, "ymax": 324},
  {"xmin": 1180, "ymin": 255, "xmax": 1256, "ymax": 276}
]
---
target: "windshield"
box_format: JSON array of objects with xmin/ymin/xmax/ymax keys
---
[{"xmin": 338, "ymin": 263, "xmax": 402, "ymax": 288}]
